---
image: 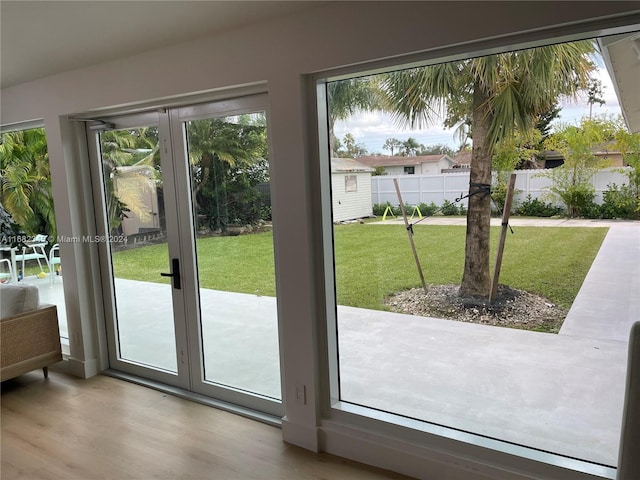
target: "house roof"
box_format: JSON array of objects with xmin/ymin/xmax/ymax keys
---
[
  {"xmin": 356, "ymin": 155, "xmax": 453, "ymax": 168},
  {"xmin": 599, "ymin": 33, "xmax": 640, "ymax": 134},
  {"xmin": 453, "ymin": 151, "xmax": 472, "ymax": 166},
  {"xmin": 331, "ymin": 157, "xmax": 374, "ymax": 173},
  {"xmin": 541, "ymin": 149, "xmax": 624, "ymax": 160}
]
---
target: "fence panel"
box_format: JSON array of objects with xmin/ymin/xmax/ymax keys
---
[{"xmin": 371, "ymin": 168, "xmax": 631, "ymax": 207}]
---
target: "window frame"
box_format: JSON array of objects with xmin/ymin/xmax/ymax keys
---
[
  {"xmin": 344, "ymin": 175, "xmax": 358, "ymax": 192},
  {"xmin": 313, "ymin": 22, "xmax": 639, "ymax": 480}
]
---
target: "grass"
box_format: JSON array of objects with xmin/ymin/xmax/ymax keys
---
[
  {"xmin": 111, "ymin": 225, "xmax": 608, "ymax": 311},
  {"xmin": 112, "ymin": 233, "xmax": 276, "ymax": 296},
  {"xmin": 334, "ymin": 224, "xmax": 606, "ymax": 310}
]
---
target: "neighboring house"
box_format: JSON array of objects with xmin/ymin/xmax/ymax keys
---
[
  {"xmin": 331, "ymin": 158, "xmax": 374, "ymax": 222},
  {"xmin": 442, "ymin": 151, "xmax": 472, "ymax": 172},
  {"xmin": 446, "ymin": 148, "xmax": 626, "ymax": 171},
  {"xmin": 356, "ymin": 154, "xmax": 455, "ymax": 175},
  {"xmin": 539, "ymin": 149, "xmax": 626, "ymax": 169}
]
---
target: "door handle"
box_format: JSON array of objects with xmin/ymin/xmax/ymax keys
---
[{"xmin": 160, "ymin": 258, "xmax": 181, "ymax": 290}]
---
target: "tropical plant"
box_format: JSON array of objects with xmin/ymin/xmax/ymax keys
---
[
  {"xmin": 335, "ymin": 133, "xmax": 368, "ymax": 158},
  {"xmin": 0, "ymin": 202, "xmax": 27, "ymax": 249},
  {"xmin": 383, "ymin": 138, "xmax": 403, "ymax": 156},
  {"xmin": 613, "ymin": 123, "xmax": 640, "ymax": 215},
  {"xmin": 542, "ymin": 117, "xmax": 613, "ymax": 217},
  {"xmin": 0, "ymin": 128, "xmax": 56, "ymax": 239},
  {"xmin": 379, "ymin": 40, "xmax": 596, "ymax": 298},
  {"xmin": 586, "ymin": 77, "xmax": 606, "ymax": 119},
  {"xmin": 401, "ymin": 137, "xmax": 421, "ymax": 156},
  {"xmin": 187, "ymin": 115, "xmax": 269, "ymax": 232},
  {"xmin": 327, "ymin": 77, "xmax": 380, "ymax": 156},
  {"xmin": 490, "ymin": 129, "xmax": 540, "ymax": 212},
  {"xmin": 418, "ymin": 143, "xmax": 455, "ymax": 156}
]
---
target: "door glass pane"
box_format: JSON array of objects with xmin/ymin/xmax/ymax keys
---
[
  {"xmin": 185, "ymin": 113, "xmax": 281, "ymax": 400},
  {"xmin": 98, "ymin": 127, "xmax": 177, "ymax": 372}
]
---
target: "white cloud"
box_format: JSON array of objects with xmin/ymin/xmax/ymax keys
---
[
  {"xmin": 334, "ymin": 111, "xmax": 460, "ymax": 154},
  {"xmin": 556, "ymin": 66, "xmax": 621, "ymax": 125},
  {"xmin": 334, "ymin": 58, "xmax": 623, "ymax": 154}
]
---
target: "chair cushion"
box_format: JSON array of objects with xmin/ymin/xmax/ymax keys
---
[{"xmin": 0, "ymin": 284, "xmax": 40, "ymax": 318}]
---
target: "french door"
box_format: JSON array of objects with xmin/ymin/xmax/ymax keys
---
[{"xmin": 90, "ymin": 94, "xmax": 282, "ymax": 416}]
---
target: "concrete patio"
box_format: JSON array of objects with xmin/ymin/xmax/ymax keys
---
[{"xmin": 19, "ymin": 219, "xmax": 639, "ymax": 467}]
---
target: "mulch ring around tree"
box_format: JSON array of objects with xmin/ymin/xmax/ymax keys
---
[{"xmin": 385, "ymin": 284, "xmax": 567, "ymax": 333}]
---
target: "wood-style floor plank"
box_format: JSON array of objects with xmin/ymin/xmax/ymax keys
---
[{"xmin": 1, "ymin": 371, "xmax": 413, "ymax": 479}]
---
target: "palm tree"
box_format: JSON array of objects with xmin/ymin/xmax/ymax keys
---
[
  {"xmin": 383, "ymin": 138, "xmax": 402, "ymax": 156},
  {"xmin": 186, "ymin": 116, "xmax": 268, "ymax": 231},
  {"xmin": 327, "ymin": 78, "xmax": 380, "ymax": 156},
  {"xmin": 402, "ymin": 137, "xmax": 421, "ymax": 156},
  {"xmin": 0, "ymin": 128, "xmax": 56, "ymax": 238},
  {"xmin": 380, "ymin": 41, "xmax": 596, "ymax": 299}
]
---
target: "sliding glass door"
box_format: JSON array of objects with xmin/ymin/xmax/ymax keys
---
[{"xmin": 91, "ymin": 95, "xmax": 282, "ymax": 415}]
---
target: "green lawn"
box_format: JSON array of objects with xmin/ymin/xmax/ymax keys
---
[{"xmin": 111, "ymin": 225, "xmax": 607, "ymax": 311}]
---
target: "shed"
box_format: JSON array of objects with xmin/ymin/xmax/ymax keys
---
[{"xmin": 331, "ymin": 158, "xmax": 374, "ymax": 222}]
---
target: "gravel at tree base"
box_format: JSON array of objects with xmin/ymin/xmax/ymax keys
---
[{"xmin": 385, "ymin": 284, "xmax": 567, "ymax": 333}]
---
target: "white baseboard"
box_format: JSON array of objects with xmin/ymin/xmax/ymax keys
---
[{"xmin": 67, "ymin": 356, "xmax": 99, "ymax": 378}]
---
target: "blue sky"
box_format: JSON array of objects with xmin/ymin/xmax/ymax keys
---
[{"xmin": 334, "ymin": 65, "xmax": 622, "ymax": 155}]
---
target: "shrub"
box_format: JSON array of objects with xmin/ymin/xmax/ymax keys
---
[
  {"xmin": 549, "ymin": 182, "xmax": 596, "ymax": 218},
  {"xmin": 491, "ymin": 181, "xmax": 521, "ymax": 215},
  {"xmin": 372, "ymin": 203, "xmax": 388, "ymax": 216},
  {"xmin": 0, "ymin": 203, "xmax": 28, "ymax": 249},
  {"xmin": 372, "ymin": 202, "xmax": 403, "ymax": 217},
  {"xmin": 259, "ymin": 205, "xmax": 272, "ymax": 221},
  {"xmin": 393, "ymin": 204, "xmax": 405, "ymax": 216},
  {"xmin": 418, "ymin": 202, "xmax": 438, "ymax": 217},
  {"xmin": 580, "ymin": 200, "xmax": 602, "ymax": 219},
  {"xmin": 600, "ymin": 183, "xmax": 640, "ymax": 219},
  {"xmin": 440, "ymin": 200, "xmax": 460, "ymax": 216},
  {"xmin": 515, "ymin": 195, "xmax": 564, "ymax": 217}
]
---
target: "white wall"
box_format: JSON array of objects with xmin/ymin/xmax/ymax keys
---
[
  {"xmin": 379, "ymin": 159, "xmax": 453, "ymax": 175},
  {"xmin": 2, "ymin": 2, "xmax": 639, "ymax": 479},
  {"xmin": 382, "ymin": 165, "xmax": 412, "ymax": 175},
  {"xmin": 419, "ymin": 159, "xmax": 453, "ymax": 175}
]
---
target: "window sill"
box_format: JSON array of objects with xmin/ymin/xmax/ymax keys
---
[{"xmin": 320, "ymin": 401, "xmax": 616, "ymax": 480}]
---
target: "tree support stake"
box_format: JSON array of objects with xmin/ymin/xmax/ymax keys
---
[
  {"xmin": 490, "ymin": 173, "xmax": 517, "ymax": 303},
  {"xmin": 393, "ymin": 178, "xmax": 428, "ymax": 295}
]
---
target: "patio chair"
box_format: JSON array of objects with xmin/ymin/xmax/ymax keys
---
[
  {"xmin": 0, "ymin": 258, "xmax": 13, "ymax": 283},
  {"xmin": 49, "ymin": 243, "xmax": 61, "ymax": 284},
  {"xmin": 14, "ymin": 234, "xmax": 50, "ymax": 278}
]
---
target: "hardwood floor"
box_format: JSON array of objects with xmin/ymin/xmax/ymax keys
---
[{"xmin": 1, "ymin": 370, "xmax": 413, "ymax": 480}]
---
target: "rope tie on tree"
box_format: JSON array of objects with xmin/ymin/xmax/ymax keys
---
[
  {"xmin": 405, "ymin": 181, "xmax": 514, "ymax": 235},
  {"xmin": 455, "ymin": 182, "xmax": 492, "ymax": 202}
]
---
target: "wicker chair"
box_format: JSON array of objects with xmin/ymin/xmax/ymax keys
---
[{"xmin": 0, "ymin": 284, "xmax": 62, "ymax": 381}]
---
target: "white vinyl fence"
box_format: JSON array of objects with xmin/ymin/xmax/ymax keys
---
[{"xmin": 371, "ymin": 168, "xmax": 631, "ymax": 208}]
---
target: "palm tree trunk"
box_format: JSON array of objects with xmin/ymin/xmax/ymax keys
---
[
  {"xmin": 459, "ymin": 81, "xmax": 493, "ymax": 299},
  {"xmin": 329, "ymin": 116, "xmax": 337, "ymax": 158}
]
